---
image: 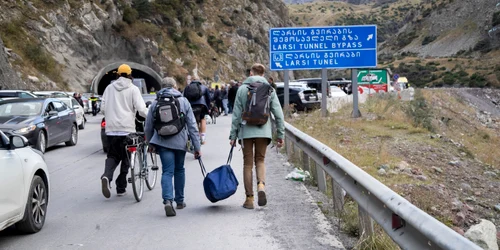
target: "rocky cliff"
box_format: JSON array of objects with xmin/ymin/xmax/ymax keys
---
[
  {"xmin": 0, "ymin": 0, "xmax": 292, "ymax": 91},
  {"xmin": 0, "ymin": 37, "xmax": 25, "ymax": 90}
]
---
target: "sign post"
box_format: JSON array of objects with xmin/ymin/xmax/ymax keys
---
[
  {"xmin": 284, "ymin": 70, "xmax": 290, "ymax": 116},
  {"xmin": 321, "ymin": 68, "xmax": 327, "ymax": 117},
  {"xmin": 269, "ymin": 25, "xmax": 377, "ymax": 115},
  {"xmin": 352, "ymin": 69, "xmax": 361, "ymax": 118}
]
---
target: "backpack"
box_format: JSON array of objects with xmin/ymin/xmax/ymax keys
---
[
  {"xmin": 153, "ymin": 93, "xmax": 185, "ymax": 137},
  {"xmin": 242, "ymin": 81, "xmax": 273, "ymax": 126},
  {"xmin": 184, "ymin": 82, "xmax": 203, "ymax": 102}
]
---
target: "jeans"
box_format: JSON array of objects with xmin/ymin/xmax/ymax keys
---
[
  {"xmin": 157, "ymin": 146, "xmax": 186, "ymax": 204},
  {"xmin": 222, "ymin": 99, "xmax": 229, "ymax": 115},
  {"xmin": 102, "ymin": 136, "xmax": 129, "ymax": 193}
]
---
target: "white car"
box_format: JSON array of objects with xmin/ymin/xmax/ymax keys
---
[
  {"xmin": 58, "ymin": 97, "xmax": 86, "ymax": 130},
  {"xmin": 329, "ymin": 85, "xmax": 348, "ymax": 98},
  {"xmin": 0, "ymin": 131, "xmax": 50, "ymax": 233}
]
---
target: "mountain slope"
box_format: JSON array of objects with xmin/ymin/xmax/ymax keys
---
[
  {"xmin": 0, "ymin": 0, "xmax": 292, "ymax": 91},
  {"xmin": 288, "ymin": 0, "xmax": 500, "ymax": 88}
]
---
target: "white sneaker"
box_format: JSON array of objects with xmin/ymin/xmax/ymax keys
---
[{"xmin": 101, "ymin": 177, "xmax": 111, "ymax": 199}]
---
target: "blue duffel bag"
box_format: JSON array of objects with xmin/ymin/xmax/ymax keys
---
[{"xmin": 199, "ymin": 146, "xmax": 239, "ymax": 203}]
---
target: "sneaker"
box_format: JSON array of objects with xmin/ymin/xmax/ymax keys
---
[
  {"xmin": 117, "ymin": 191, "xmax": 127, "ymax": 197},
  {"xmin": 176, "ymin": 202, "xmax": 186, "ymax": 209},
  {"xmin": 257, "ymin": 183, "xmax": 267, "ymax": 206},
  {"xmin": 101, "ymin": 177, "xmax": 111, "ymax": 199},
  {"xmin": 164, "ymin": 201, "xmax": 176, "ymax": 217},
  {"xmin": 243, "ymin": 195, "xmax": 254, "ymax": 209}
]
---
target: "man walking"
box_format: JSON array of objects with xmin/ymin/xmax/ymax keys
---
[
  {"xmin": 229, "ymin": 63, "xmax": 285, "ymax": 209},
  {"xmin": 100, "ymin": 64, "xmax": 148, "ymax": 198},
  {"xmin": 145, "ymin": 77, "xmax": 201, "ymax": 217},
  {"xmin": 228, "ymin": 81, "xmax": 238, "ymax": 114},
  {"xmin": 221, "ymin": 84, "xmax": 229, "ymax": 116},
  {"xmin": 183, "ymin": 77, "xmax": 211, "ymax": 145}
]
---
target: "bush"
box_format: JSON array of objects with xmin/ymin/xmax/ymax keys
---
[
  {"xmin": 422, "ymin": 35, "xmax": 437, "ymax": 45},
  {"xmin": 403, "ymin": 89, "xmax": 434, "ymax": 132},
  {"xmin": 123, "ymin": 6, "xmax": 138, "ymax": 24},
  {"xmin": 473, "ymin": 39, "xmax": 491, "ymax": 53},
  {"xmin": 24, "ymin": 42, "xmax": 62, "ymax": 82},
  {"xmin": 132, "ymin": 0, "xmax": 152, "ymax": 17},
  {"xmin": 492, "ymin": 12, "xmax": 500, "ymax": 27},
  {"xmin": 469, "ymin": 73, "xmax": 487, "ymax": 87}
]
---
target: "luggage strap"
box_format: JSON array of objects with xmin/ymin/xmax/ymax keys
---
[{"xmin": 198, "ymin": 144, "xmax": 235, "ymax": 178}]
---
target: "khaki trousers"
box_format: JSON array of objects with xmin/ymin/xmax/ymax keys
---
[{"xmin": 242, "ymin": 138, "xmax": 269, "ymax": 196}]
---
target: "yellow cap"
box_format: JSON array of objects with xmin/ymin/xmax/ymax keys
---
[{"xmin": 117, "ymin": 64, "xmax": 132, "ymax": 75}]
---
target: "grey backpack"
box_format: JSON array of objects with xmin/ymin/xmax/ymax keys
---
[{"xmin": 242, "ymin": 81, "xmax": 273, "ymax": 126}]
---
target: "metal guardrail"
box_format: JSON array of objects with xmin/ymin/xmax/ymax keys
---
[{"xmin": 283, "ymin": 121, "xmax": 481, "ymax": 250}]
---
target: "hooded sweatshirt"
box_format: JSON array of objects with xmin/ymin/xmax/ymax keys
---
[
  {"xmin": 145, "ymin": 88, "xmax": 201, "ymax": 152},
  {"xmin": 101, "ymin": 77, "xmax": 148, "ymax": 134}
]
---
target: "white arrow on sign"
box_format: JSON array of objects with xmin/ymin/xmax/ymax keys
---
[{"xmin": 367, "ymin": 34, "xmax": 373, "ymax": 41}]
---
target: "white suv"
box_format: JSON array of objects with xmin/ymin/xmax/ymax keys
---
[{"xmin": 0, "ymin": 131, "xmax": 50, "ymax": 233}]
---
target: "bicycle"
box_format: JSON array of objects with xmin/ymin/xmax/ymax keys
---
[{"xmin": 125, "ymin": 132, "xmax": 159, "ymax": 202}]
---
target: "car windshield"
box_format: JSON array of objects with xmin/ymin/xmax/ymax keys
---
[{"xmin": 0, "ymin": 102, "xmax": 43, "ymax": 117}]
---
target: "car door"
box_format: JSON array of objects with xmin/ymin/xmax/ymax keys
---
[
  {"xmin": 71, "ymin": 99, "xmax": 83, "ymax": 125},
  {"xmin": 54, "ymin": 101, "xmax": 73, "ymax": 142},
  {"xmin": 44, "ymin": 101, "xmax": 62, "ymax": 146},
  {"xmin": 0, "ymin": 133, "xmax": 25, "ymax": 223}
]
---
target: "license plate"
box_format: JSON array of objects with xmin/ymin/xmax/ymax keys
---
[{"xmin": 309, "ymin": 96, "xmax": 317, "ymax": 100}]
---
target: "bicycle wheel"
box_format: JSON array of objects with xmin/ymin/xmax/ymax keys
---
[
  {"xmin": 130, "ymin": 151, "xmax": 144, "ymax": 202},
  {"xmin": 145, "ymin": 151, "xmax": 159, "ymax": 190}
]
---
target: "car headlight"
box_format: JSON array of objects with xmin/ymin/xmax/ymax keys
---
[{"xmin": 13, "ymin": 125, "xmax": 37, "ymax": 135}]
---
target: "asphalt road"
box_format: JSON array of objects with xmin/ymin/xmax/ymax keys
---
[{"xmin": 0, "ymin": 114, "xmax": 344, "ymax": 250}]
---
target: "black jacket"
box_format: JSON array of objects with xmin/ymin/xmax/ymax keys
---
[{"xmin": 228, "ymin": 85, "xmax": 239, "ymax": 105}]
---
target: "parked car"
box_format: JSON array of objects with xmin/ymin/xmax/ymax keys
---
[
  {"xmin": 293, "ymin": 78, "xmax": 330, "ymax": 98},
  {"xmin": 329, "ymin": 85, "xmax": 348, "ymax": 98},
  {"xmin": 0, "ymin": 90, "xmax": 38, "ymax": 99},
  {"xmin": 0, "ymin": 130, "xmax": 50, "ymax": 233},
  {"xmin": 32, "ymin": 91, "xmax": 70, "ymax": 98},
  {"xmin": 57, "ymin": 96, "xmax": 86, "ymax": 130},
  {"xmin": 275, "ymin": 82, "xmax": 320, "ymax": 111},
  {"xmin": 0, "ymin": 98, "xmax": 78, "ymax": 154}
]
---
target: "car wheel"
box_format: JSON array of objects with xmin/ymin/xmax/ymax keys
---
[
  {"xmin": 15, "ymin": 176, "xmax": 48, "ymax": 233},
  {"xmin": 78, "ymin": 119, "xmax": 85, "ymax": 130},
  {"xmin": 65, "ymin": 124, "xmax": 78, "ymax": 146},
  {"xmin": 36, "ymin": 130, "xmax": 46, "ymax": 154}
]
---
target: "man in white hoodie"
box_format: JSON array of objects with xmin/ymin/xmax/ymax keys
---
[{"xmin": 100, "ymin": 64, "xmax": 148, "ymax": 198}]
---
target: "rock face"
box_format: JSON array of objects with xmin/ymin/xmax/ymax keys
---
[
  {"xmin": 0, "ymin": 37, "xmax": 25, "ymax": 90},
  {"xmin": 464, "ymin": 219, "xmax": 499, "ymax": 250},
  {"xmin": 0, "ymin": 0, "xmax": 292, "ymax": 91}
]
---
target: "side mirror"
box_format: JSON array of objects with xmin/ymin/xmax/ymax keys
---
[
  {"xmin": 9, "ymin": 135, "xmax": 28, "ymax": 149},
  {"xmin": 73, "ymin": 105, "xmax": 80, "ymax": 109},
  {"xmin": 48, "ymin": 111, "xmax": 58, "ymax": 117}
]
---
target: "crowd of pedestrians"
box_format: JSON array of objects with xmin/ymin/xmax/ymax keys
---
[{"xmin": 100, "ymin": 63, "xmax": 284, "ymax": 217}]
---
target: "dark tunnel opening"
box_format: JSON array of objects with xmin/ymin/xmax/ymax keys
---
[{"xmin": 97, "ymin": 69, "xmax": 162, "ymax": 95}]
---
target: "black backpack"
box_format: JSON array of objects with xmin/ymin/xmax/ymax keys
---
[
  {"xmin": 184, "ymin": 82, "xmax": 203, "ymax": 102},
  {"xmin": 242, "ymin": 81, "xmax": 273, "ymax": 126},
  {"xmin": 153, "ymin": 93, "xmax": 185, "ymax": 137}
]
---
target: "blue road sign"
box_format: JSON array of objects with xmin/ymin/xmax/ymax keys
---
[
  {"xmin": 393, "ymin": 74, "xmax": 400, "ymax": 80},
  {"xmin": 269, "ymin": 25, "xmax": 377, "ymax": 71}
]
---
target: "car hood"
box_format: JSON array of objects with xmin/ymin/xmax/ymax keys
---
[{"xmin": 0, "ymin": 116, "xmax": 39, "ymax": 129}]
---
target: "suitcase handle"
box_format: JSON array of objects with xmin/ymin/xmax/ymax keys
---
[
  {"xmin": 227, "ymin": 144, "xmax": 235, "ymax": 165},
  {"xmin": 199, "ymin": 145, "xmax": 235, "ymax": 178},
  {"xmin": 199, "ymin": 158, "xmax": 207, "ymax": 177}
]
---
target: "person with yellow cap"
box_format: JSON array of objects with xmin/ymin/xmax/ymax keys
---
[{"xmin": 100, "ymin": 64, "xmax": 148, "ymax": 198}]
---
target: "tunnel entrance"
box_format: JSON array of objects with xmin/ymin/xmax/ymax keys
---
[{"xmin": 91, "ymin": 62, "xmax": 162, "ymax": 95}]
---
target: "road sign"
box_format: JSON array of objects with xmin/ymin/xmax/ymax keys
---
[
  {"xmin": 269, "ymin": 25, "xmax": 377, "ymax": 71},
  {"xmin": 357, "ymin": 69, "xmax": 388, "ymax": 84},
  {"xmin": 393, "ymin": 74, "xmax": 399, "ymax": 80}
]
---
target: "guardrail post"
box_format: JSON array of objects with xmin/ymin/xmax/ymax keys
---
[
  {"xmin": 286, "ymin": 137, "xmax": 293, "ymax": 157},
  {"xmin": 301, "ymin": 150, "xmax": 309, "ymax": 171},
  {"xmin": 316, "ymin": 162, "xmax": 327, "ymax": 192},
  {"xmin": 332, "ymin": 179, "xmax": 344, "ymax": 214},
  {"xmin": 358, "ymin": 205, "xmax": 374, "ymax": 239}
]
